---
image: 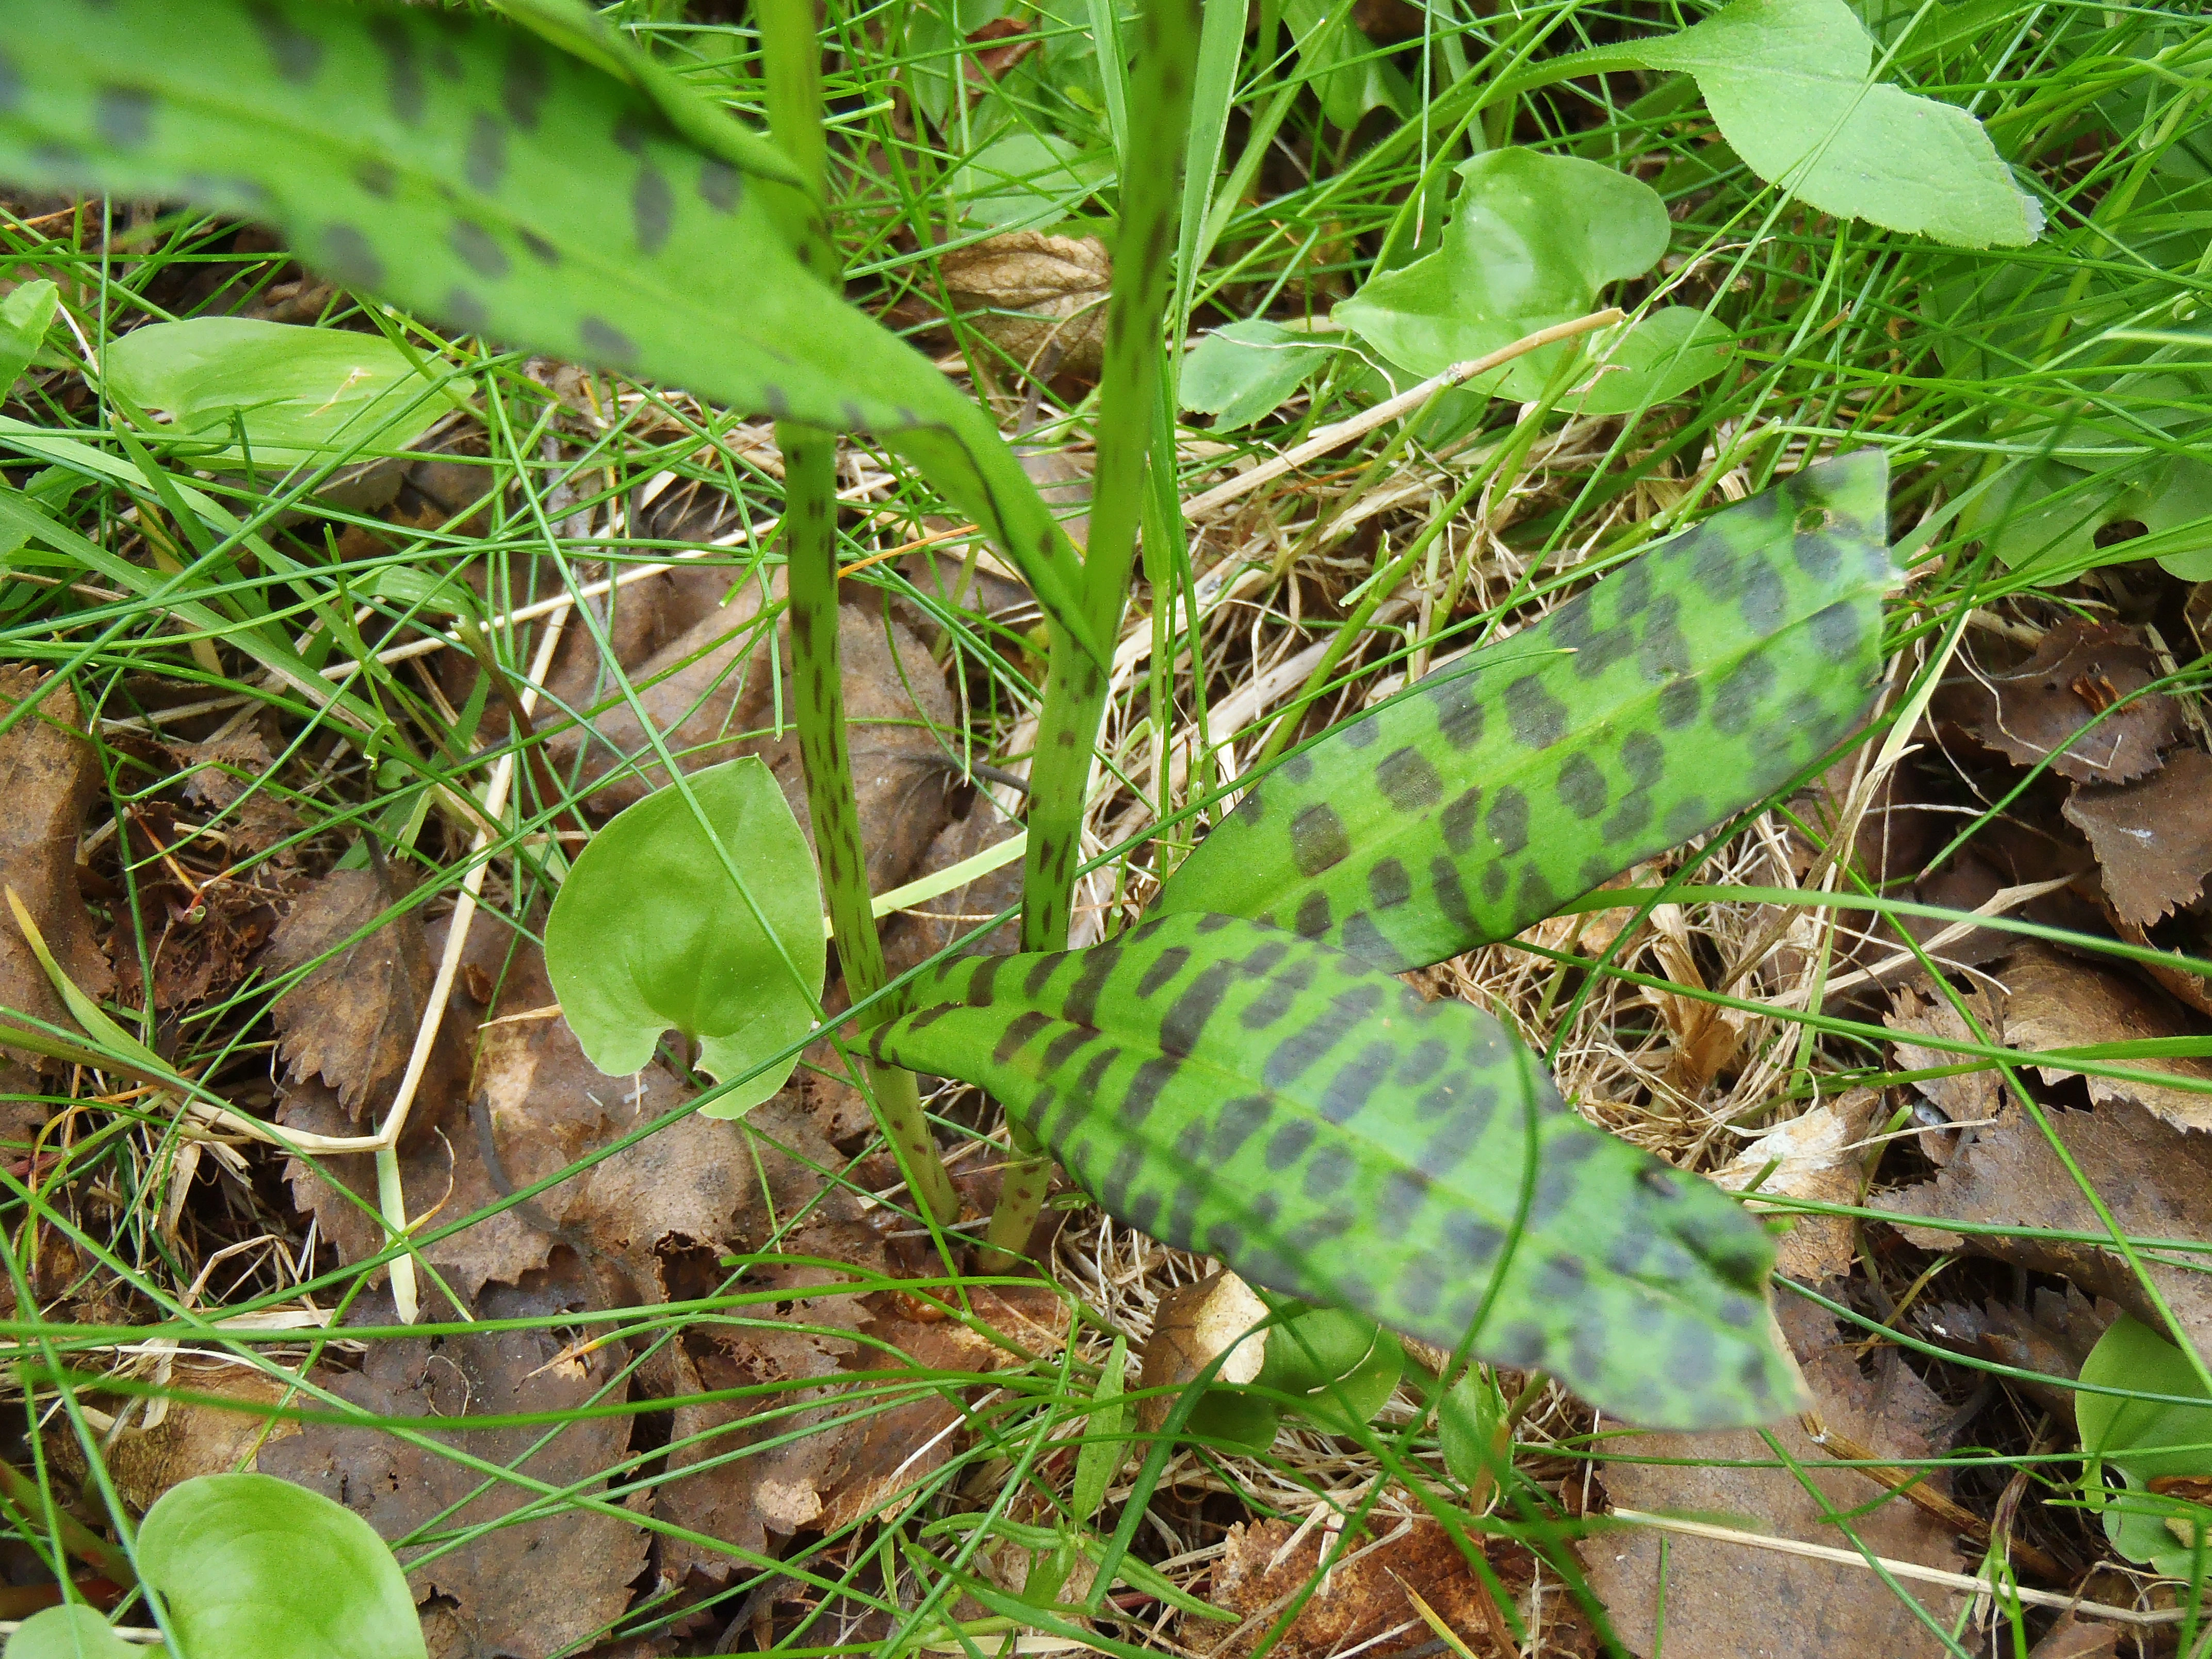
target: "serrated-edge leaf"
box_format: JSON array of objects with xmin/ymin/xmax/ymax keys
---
[
  {"xmin": 0, "ymin": 0, "xmax": 1105, "ymax": 665},
  {"xmin": 871, "ymin": 912, "xmax": 1800, "ymax": 1430},
  {"xmin": 1156, "ymin": 451, "xmax": 1896, "ymax": 973}
]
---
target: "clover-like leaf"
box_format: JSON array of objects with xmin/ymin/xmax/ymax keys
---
[
  {"xmin": 1157, "ymin": 451, "xmax": 1895, "ymax": 974},
  {"xmin": 137, "ymin": 1473, "xmax": 427, "ymax": 1659},
  {"xmin": 0, "ymin": 0, "xmax": 1105, "ymax": 664},
  {"xmin": 546, "ymin": 757, "xmax": 824, "ymax": 1116},
  {"xmin": 104, "ymin": 318, "xmax": 445, "ymax": 466},
  {"xmin": 871, "ymin": 912, "xmax": 1799, "ymax": 1430}
]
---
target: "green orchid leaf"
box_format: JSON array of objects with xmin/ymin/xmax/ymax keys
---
[
  {"xmin": 3, "ymin": 1607, "xmax": 137, "ymax": 1659},
  {"xmin": 870, "ymin": 911, "xmax": 1799, "ymax": 1429},
  {"xmin": 0, "ymin": 278, "xmax": 60, "ymax": 392},
  {"xmin": 1179, "ymin": 319, "xmax": 1338, "ymax": 431},
  {"xmin": 1524, "ymin": 0, "xmax": 2039, "ymax": 248},
  {"xmin": 138, "ymin": 1473, "xmax": 427, "ymax": 1659},
  {"xmin": 103, "ymin": 318, "xmax": 445, "ymax": 466},
  {"xmin": 2078, "ymin": 1314, "xmax": 2212, "ymax": 1577},
  {"xmin": 1156, "ymin": 451, "xmax": 1895, "ymax": 974},
  {"xmin": 546, "ymin": 757, "xmax": 825, "ymax": 1116},
  {"xmin": 1336, "ymin": 149, "xmax": 1712, "ymax": 408},
  {"xmin": 0, "ymin": 0, "xmax": 1105, "ymax": 665}
]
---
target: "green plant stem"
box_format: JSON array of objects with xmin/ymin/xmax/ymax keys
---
[
  {"xmin": 761, "ymin": 0, "xmax": 958, "ymax": 1226},
  {"xmin": 988, "ymin": 0, "xmax": 1203, "ymax": 1268},
  {"xmin": 0, "ymin": 1460, "xmax": 136, "ymax": 1589}
]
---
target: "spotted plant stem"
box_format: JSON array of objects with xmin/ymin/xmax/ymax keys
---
[
  {"xmin": 762, "ymin": 0, "xmax": 957, "ymax": 1225},
  {"xmin": 985, "ymin": 0, "xmax": 1204, "ymax": 1267}
]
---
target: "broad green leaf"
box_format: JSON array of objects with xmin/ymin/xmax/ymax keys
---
[
  {"xmin": 2078, "ymin": 1314, "xmax": 2212, "ymax": 1577},
  {"xmin": 1334, "ymin": 150, "xmax": 1716, "ymax": 408},
  {"xmin": 870, "ymin": 912, "xmax": 1799, "ymax": 1429},
  {"xmin": 138, "ymin": 1473, "xmax": 426, "ymax": 1659},
  {"xmin": 1438, "ymin": 1368, "xmax": 1505, "ymax": 1489},
  {"xmin": 1254, "ymin": 1305, "xmax": 1404, "ymax": 1435},
  {"xmin": 1282, "ymin": 0, "xmax": 1410, "ymax": 132},
  {"xmin": 1571, "ymin": 308, "xmax": 1734, "ymax": 417},
  {"xmin": 546, "ymin": 758, "xmax": 824, "ymax": 1115},
  {"xmin": 1179, "ymin": 319, "xmax": 1337, "ymax": 431},
  {"xmin": 0, "ymin": 278, "xmax": 60, "ymax": 391},
  {"xmin": 103, "ymin": 318, "xmax": 445, "ymax": 466},
  {"xmin": 0, "ymin": 0, "xmax": 1105, "ymax": 665},
  {"xmin": 1526, "ymin": 0, "xmax": 2039, "ymax": 248},
  {"xmin": 1156, "ymin": 451, "xmax": 1895, "ymax": 974},
  {"xmin": 3, "ymin": 1607, "xmax": 136, "ymax": 1659}
]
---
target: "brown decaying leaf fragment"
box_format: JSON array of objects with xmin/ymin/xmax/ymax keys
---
[
  {"xmin": 1207, "ymin": 1517, "xmax": 1567, "ymax": 1659},
  {"xmin": 2000, "ymin": 942, "xmax": 2212, "ymax": 1132},
  {"xmin": 0, "ymin": 667, "xmax": 113, "ymax": 1071},
  {"xmin": 260, "ymin": 1276, "xmax": 644, "ymax": 1659},
  {"xmin": 1884, "ymin": 981, "xmax": 2005, "ymax": 1144},
  {"xmin": 1915, "ymin": 1284, "xmax": 2118, "ymax": 1429},
  {"xmin": 1577, "ymin": 1300, "xmax": 1965, "ymax": 1659},
  {"xmin": 1135, "ymin": 1270, "xmax": 1271, "ymax": 1437},
  {"xmin": 1882, "ymin": 1098, "xmax": 2212, "ymax": 1354},
  {"xmin": 2063, "ymin": 747, "xmax": 2212, "ymax": 928},
  {"xmin": 1935, "ymin": 619, "xmax": 2181, "ymax": 785},
  {"xmin": 265, "ymin": 866, "xmax": 463, "ymax": 1128},
  {"xmin": 1713, "ymin": 1089, "xmax": 1880, "ymax": 1280},
  {"xmin": 937, "ymin": 232, "xmax": 1112, "ymax": 379},
  {"xmin": 53, "ymin": 1356, "xmax": 300, "ymax": 1514}
]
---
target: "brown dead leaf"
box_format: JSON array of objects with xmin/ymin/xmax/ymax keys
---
[
  {"xmin": 0, "ymin": 667, "xmax": 113, "ymax": 1063},
  {"xmin": 1714, "ymin": 1089, "xmax": 1880, "ymax": 1280},
  {"xmin": 1916, "ymin": 1284, "xmax": 2116, "ymax": 1428},
  {"xmin": 1881, "ymin": 1098, "xmax": 2212, "ymax": 1353},
  {"xmin": 2063, "ymin": 748, "xmax": 2212, "ymax": 928},
  {"xmin": 260, "ymin": 1273, "xmax": 644, "ymax": 1659},
  {"xmin": 1137, "ymin": 1272, "xmax": 1271, "ymax": 1436},
  {"xmin": 1208, "ymin": 1516, "xmax": 1562, "ymax": 1659},
  {"xmin": 966, "ymin": 15, "xmax": 1037, "ymax": 76},
  {"xmin": 54, "ymin": 1355, "xmax": 300, "ymax": 1512},
  {"xmin": 2027, "ymin": 1614, "xmax": 2119, "ymax": 1659},
  {"xmin": 1885, "ymin": 979, "xmax": 2006, "ymax": 1144},
  {"xmin": 1999, "ymin": 942, "xmax": 2212, "ymax": 1131},
  {"xmin": 1936, "ymin": 620, "xmax": 2182, "ymax": 785},
  {"xmin": 264, "ymin": 866, "xmax": 464, "ymax": 1128},
  {"xmin": 1579, "ymin": 1299, "xmax": 1964, "ymax": 1658},
  {"xmin": 938, "ymin": 233, "xmax": 1111, "ymax": 379}
]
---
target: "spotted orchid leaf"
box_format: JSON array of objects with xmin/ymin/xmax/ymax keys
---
[
  {"xmin": 872, "ymin": 912, "xmax": 1800, "ymax": 1429},
  {"xmin": 0, "ymin": 0, "xmax": 1105, "ymax": 665},
  {"xmin": 1156, "ymin": 451, "xmax": 1897, "ymax": 974}
]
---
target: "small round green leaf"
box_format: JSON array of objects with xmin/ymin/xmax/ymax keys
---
[
  {"xmin": 546, "ymin": 757, "xmax": 825, "ymax": 1116},
  {"xmin": 136, "ymin": 1473, "xmax": 426, "ymax": 1659},
  {"xmin": 1256, "ymin": 1307, "xmax": 1405, "ymax": 1435},
  {"xmin": 2078, "ymin": 1314, "xmax": 2212, "ymax": 1575},
  {"xmin": 3, "ymin": 1605, "xmax": 138, "ymax": 1659}
]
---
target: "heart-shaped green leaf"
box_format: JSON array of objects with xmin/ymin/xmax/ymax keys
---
[
  {"xmin": 1255, "ymin": 1305, "xmax": 1405, "ymax": 1435},
  {"xmin": 871, "ymin": 911, "xmax": 1799, "ymax": 1429},
  {"xmin": 0, "ymin": 0, "xmax": 1104, "ymax": 664},
  {"xmin": 1521, "ymin": 0, "xmax": 2040, "ymax": 248},
  {"xmin": 4, "ymin": 1607, "xmax": 138, "ymax": 1659},
  {"xmin": 1337, "ymin": 149, "xmax": 1709, "ymax": 406},
  {"xmin": 1156, "ymin": 451, "xmax": 1895, "ymax": 974},
  {"xmin": 137, "ymin": 1473, "xmax": 426, "ymax": 1659},
  {"xmin": 2078, "ymin": 1314, "xmax": 2212, "ymax": 1578},
  {"xmin": 104, "ymin": 318, "xmax": 445, "ymax": 466},
  {"xmin": 546, "ymin": 757, "xmax": 824, "ymax": 1116}
]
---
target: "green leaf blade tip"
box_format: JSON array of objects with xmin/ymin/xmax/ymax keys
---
[
  {"xmin": 873, "ymin": 913, "xmax": 1802, "ymax": 1430},
  {"xmin": 1157, "ymin": 450, "xmax": 1897, "ymax": 974},
  {"xmin": 0, "ymin": 0, "xmax": 1105, "ymax": 664}
]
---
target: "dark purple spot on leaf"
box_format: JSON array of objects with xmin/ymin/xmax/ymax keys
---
[
  {"xmin": 1123, "ymin": 1055, "xmax": 1181, "ymax": 1124},
  {"xmin": 450, "ymin": 220, "xmax": 507, "ymax": 279},
  {"xmin": 1556, "ymin": 753, "xmax": 1607, "ymax": 819},
  {"xmin": 1430, "ymin": 681, "xmax": 1484, "ymax": 750},
  {"xmin": 1293, "ymin": 891, "xmax": 1331, "ymax": 938},
  {"xmin": 1135, "ymin": 946, "xmax": 1190, "ymax": 999},
  {"xmin": 94, "ymin": 86, "xmax": 153, "ymax": 147},
  {"xmin": 1161, "ymin": 961, "xmax": 1232, "ymax": 1055},
  {"xmin": 320, "ymin": 224, "xmax": 384, "ymax": 290},
  {"xmin": 246, "ymin": 1, "xmax": 321, "ymax": 82},
  {"xmin": 442, "ymin": 286, "xmax": 489, "ymax": 334},
  {"xmin": 1440, "ymin": 787, "xmax": 1482, "ymax": 855},
  {"xmin": 579, "ymin": 316, "xmax": 637, "ymax": 364},
  {"xmin": 1303, "ymin": 1145, "xmax": 1353, "ymax": 1200},
  {"xmin": 354, "ymin": 157, "xmax": 397, "ymax": 198},
  {"xmin": 466, "ymin": 111, "xmax": 506, "ymax": 193},
  {"xmin": 633, "ymin": 164, "xmax": 673, "ymax": 254},
  {"xmin": 503, "ymin": 39, "xmax": 550, "ymax": 128},
  {"xmin": 1486, "ymin": 787, "xmax": 1527, "ymax": 856},
  {"xmin": 1503, "ymin": 675, "xmax": 1567, "ymax": 749},
  {"xmin": 1376, "ymin": 746, "xmax": 1442, "ymax": 811},
  {"xmin": 1368, "ymin": 857, "xmax": 1410, "ymax": 909},
  {"xmin": 1290, "ymin": 804, "xmax": 1349, "ymax": 875},
  {"xmin": 369, "ymin": 15, "xmax": 425, "ymax": 124},
  {"xmin": 1657, "ymin": 677, "xmax": 1700, "ymax": 728},
  {"xmin": 699, "ymin": 156, "xmax": 741, "ymax": 213}
]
